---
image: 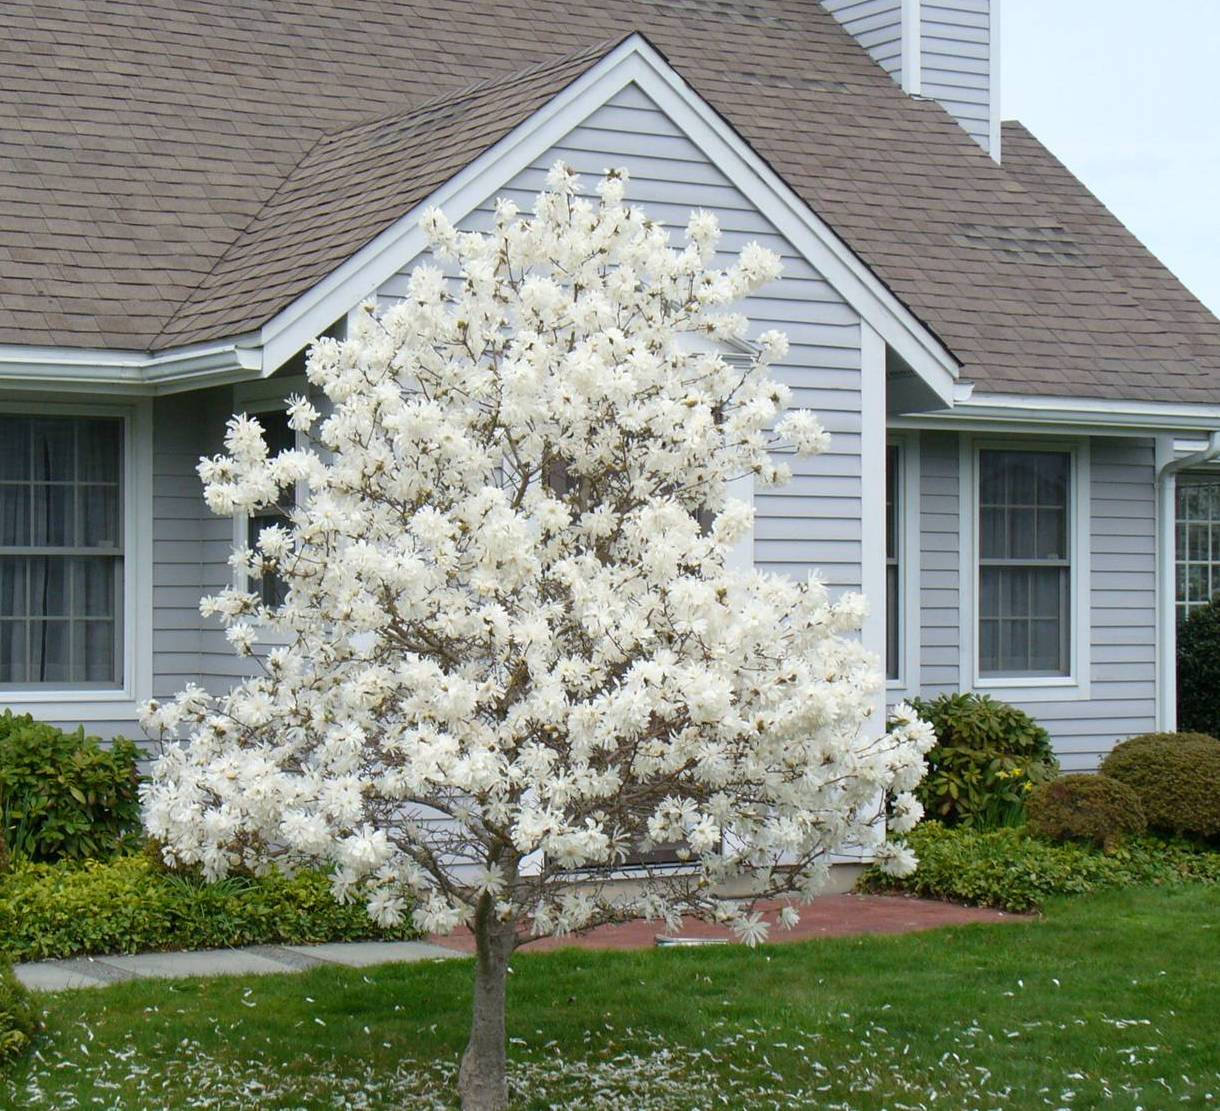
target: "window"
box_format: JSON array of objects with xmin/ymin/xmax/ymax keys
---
[
  {"xmin": 885, "ymin": 444, "xmax": 900, "ymax": 681},
  {"xmin": 0, "ymin": 416, "xmax": 123, "ymax": 687},
  {"xmin": 1175, "ymin": 477, "xmax": 1220, "ymax": 623},
  {"xmin": 978, "ymin": 449, "xmax": 1071, "ymax": 678},
  {"xmin": 246, "ymin": 408, "xmax": 296, "ymax": 608}
]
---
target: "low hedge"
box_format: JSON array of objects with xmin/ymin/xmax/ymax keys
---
[
  {"xmin": 1100, "ymin": 732, "xmax": 1220, "ymax": 839},
  {"xmin": 0, "ymin": 856, "xmax": 416, "ymax": 963},
  {"xmin": 859, "ymin": 821, "xmax": 1220, "ymax": 912},
  {"xmin": 0, "ymin": 957, "xmax": 39, "ymax": 1069},
  {"xmin": 1026, "ymin": 773, "xmax": 1146, "ymax": 851}
]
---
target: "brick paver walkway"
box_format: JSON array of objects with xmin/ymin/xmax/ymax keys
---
[{"xmin": 430, "ymin": 893, "xmax": 1020, "ymax": 954}]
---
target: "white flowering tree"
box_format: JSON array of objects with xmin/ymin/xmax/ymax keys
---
[{"xmin": 141, "ymin": 164, "xmax": 932, "ymax": 1111}]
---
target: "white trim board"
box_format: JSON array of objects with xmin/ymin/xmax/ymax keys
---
[{"xmin": 0, "ymin": 34, "xmax": 960, "ymax": 405}]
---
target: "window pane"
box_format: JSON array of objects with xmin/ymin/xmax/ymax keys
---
[
  {"xmin": 0, "ymin": 621, "xmax": 26, "ymax": 683},
  {"xmin": 249, "ymin": 513, "xmax": 290, "ymax": 608},
  {"xmin": 74, "ymin": 558, "xmax": 115, "ymax": 617},
  {"xmin": 0, "ymin": 486, "xmax": 29, "ymax": 546},
  {"xmin": 260, "ymin": 409, "xmax": 296, "ymax": 457},
  {"xmin": 31, "ymin": 484, "xmax": 74, "ymax": 547},
  {"xmin": 80, "ymin": 621, "xmax": 115, "ymax": 683},
  {"xmin": 886, "ymin": 562, "xmax": 899, "ymax": 680},
  {"xmin": 79, "ymin": 420, "xmax": 121, "ymax": 483},
  {"xmin": 31, "ymin": 619, "xmax": 70, "ymax": 684},
  {"xmin": 30, "ymin": 420, "xmax": 75, "ymax": 483},
  {"xmin": 0, "ymin": 419, "xmax": 30, "ymax": 482},
  {"xmin": 80, "ymin": 486, "xmax": 120, "ymax": 548},
  {"xmin": 885, "ymin": 446, "xmax": 898, "ymax": 561}
]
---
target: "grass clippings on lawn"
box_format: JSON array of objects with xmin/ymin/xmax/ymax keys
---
[{"xmin": 4, "ymin": 885, "xmax": 1219, "ymax": 1109}]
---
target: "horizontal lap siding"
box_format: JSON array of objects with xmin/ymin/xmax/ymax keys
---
[
  {"xmin": 1036, "ymin": 438, "xmax": 1158, "ymax": 768},
  {"xmin": 918, "ymin": 431, "xmax": 961, "ymax": 693},
  {"xmin": 915, "ymin": 431, "xmax": 1158, "ymax": 768},
  {"xmin": 920, "ymin": 0, "xmax": 992, "ymax": 152},
  {"xmin": 379, "ymin": 82, "xmax": 865, "ymax": 594},
  {"xmin": 821, "ymin": 0, "xmax": 905, "ymax": 79}
]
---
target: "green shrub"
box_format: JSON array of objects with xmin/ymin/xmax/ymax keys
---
[
  {"xmin": 1100, "ymin": 732, "xmax": 1220, "ymax": 839},
  {"xmin": 906, "ymin": 693, "xmax": 1058, "ymax": 828},
  {"xmin": 0, "ymin": 855, "xmax": 416, "ymax": 963},
  {"xmin": 1177, "ymin": 598, "xmax": 1220, "ymax": 737},
  {"xmin": 1026, "ymin": 773, "xmax": 1146, "ymax": 851},
  {"xmin": 860, "ymin": 821, "xmax": 1220, "ymax": 912},
  {"xmin": 0, "ymin": 828, "xmax": 8, "ymax": 876},
  {"xmin": 0, "ymin": 713, "xmax": 141, "ymax": 862},
  {"xmin": 0, "ymin": 957, "xmax": 39, "ymax": 1069}
]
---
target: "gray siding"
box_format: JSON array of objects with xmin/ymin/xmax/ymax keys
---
[
  {"xmin": 920, "ymin": 0, "xmax": 993, "ymax": 154},
  {"xmin": 821, "ymin": 0, "xmax": 905, "ymax": 80},
  {"xmin": 914, "ymin": 431, "xmax": 1158, "ymax": 769},
  {"xmin": 378, "ymin": 82, "xmax": 866, "ymax": 593},
  {"xmin": 824, "ymin": 0, "xmax": 996, "ymax": 157}
]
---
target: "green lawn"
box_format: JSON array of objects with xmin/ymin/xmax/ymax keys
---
[{"xmin": 5, "ymin": 886, "xmax": 1219, "ymax": 1109}]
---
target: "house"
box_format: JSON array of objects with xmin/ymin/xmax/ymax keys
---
[{"xmin": 2, "ymin": 0, "xmax": 1219, "ymax": 773}]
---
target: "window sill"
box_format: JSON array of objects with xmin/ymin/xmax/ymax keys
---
[
  {"xmin": 0, "ymin": 690, "xmax": 142, "ymax": 723},
  {"xmin": 972, "ymin": 676, "xmax": 1091, "ymax": 703}
]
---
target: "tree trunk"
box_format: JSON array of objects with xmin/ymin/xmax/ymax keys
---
[{"xmin": 458, "ymin": 897, "xmax": 515, "ymax": 1111}]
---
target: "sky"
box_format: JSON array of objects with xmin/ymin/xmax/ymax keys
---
[{"xmin": 1001, "ymin": 0, "xmax": 1220, "ymax": 316}]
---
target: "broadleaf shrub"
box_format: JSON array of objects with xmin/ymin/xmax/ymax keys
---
[
  {"xmin": 1177, "ymin": 598, "xmax": 1220, "ymax": 738},
  {"xmin": 0, "ymin": 713, "xmax": 141, "ymax": 862},
  {"xmin": 906, "ymin": 693, "xmax": 1058, "ymax": 828},
  {"xmin": 860, "ymin": 821, "xmax": 1220, "ymax": 912},
  {"xmin": 0, "ymin": 957, "xmax": 39, "ymax": 1069},
  {"xmin": 1100, "ymin": 732, "xmax": 1220, "ymax": 839},
  {"xmin": 0, "ymin": 856, "xmax": 417, "ymax": 962},
  {"xmin": 1026, "ymin": 773, "xmax": 1146, "ymax": 851}
]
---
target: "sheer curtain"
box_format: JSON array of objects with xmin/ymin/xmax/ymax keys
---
[{"xmin": 0, "ymin": 416, "xmax": 122, "ymax": 687}]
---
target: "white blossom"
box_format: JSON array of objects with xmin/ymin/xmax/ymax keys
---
[{"xmin": 143, "ymin": 166, "xmax": 931, "ymax": 962}]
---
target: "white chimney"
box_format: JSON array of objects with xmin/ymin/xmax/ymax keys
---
[{"xmin": 822, "ymin": 0, "xmax": 1002, "ymax": 161}]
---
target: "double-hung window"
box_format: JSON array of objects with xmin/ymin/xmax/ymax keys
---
[
  {"xmin": 977, "ymin": 448, "xmax": 1071, "ymax": 678},
  {"xmin": 0, "ymin": 416, "xmax": 123, "ymax": 688}
]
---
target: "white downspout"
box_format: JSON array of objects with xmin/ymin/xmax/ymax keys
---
[{"xmin": 1155, "ymin": 430, "xmax": 1220, "ymax": 730}]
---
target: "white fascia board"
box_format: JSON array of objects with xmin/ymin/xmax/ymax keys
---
[
  {"xmin": 254, "ymin": 34, "xmax": 960, "ymax": 401},
  {"xmin": 890, "ymin": 391, "xmax": 1220, "ymax": 434},
  {"xmin": 0, "ymin": 337, "xmax": 262, "ymax": 395}
]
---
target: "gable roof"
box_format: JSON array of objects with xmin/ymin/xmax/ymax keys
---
[{"xmin": 2, "ymin": 0, "xmax": 1219, "ymax": 408}]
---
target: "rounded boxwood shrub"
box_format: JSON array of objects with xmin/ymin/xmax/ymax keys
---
[
  {"xmin": 1177, "ymin": 597, "xmax": 1220, "ymax": 738},
  {"xmin": 1100, "ymin": 732, "xmax": 1220, "ymax": 839},
  {"xmin": 1026, "ymin": 773, "xmax": 1146, "ymax": 851},
  {"xmin": 0, "ymin": 957, "xmax": 39, "ymax": 1069},
  {"xmin": 0, "ymin": 712, "xmax": 141, "ymax": 863},
  {"xmin": 906, "ymin": 693, "xmax": 1058, "ymax": 828}
]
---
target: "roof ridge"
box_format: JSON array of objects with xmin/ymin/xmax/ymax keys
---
[{"xmin": 315, "ymin": 34, "xmax": 631, "ymax": 145}]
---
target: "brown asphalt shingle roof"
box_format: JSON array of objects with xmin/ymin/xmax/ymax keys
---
[{"xmin": 2, "ymin": 0, "xmax": 1219, "ymax": 405}]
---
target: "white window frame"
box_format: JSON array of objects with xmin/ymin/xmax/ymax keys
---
[
  {"xmin": 0, "ymin": 397, "xmax": 153, "ymax": 717},
  {"xmin": 885, "ymin": 432, "xmax": 921, "ymax": 696},
  {"xmin": 960, "ymin": 436, "xmax": 1091, "ymax": 700}
]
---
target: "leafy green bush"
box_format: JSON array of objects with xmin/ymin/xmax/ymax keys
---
[
  {"xmin": 906, "ymin": 693, "xmax": 1058, "ymax": 828},
  {"xmin": 0, "ymin": 957, "xmax": 39, "ymax": 1069},
  {"xmin": 0, "ymin": 713, "xmax": 141, "ymax": 862},
  {"xmin": 1100, "ymin": 732, "xmax": 1220, "ymax": 839},
  {"xmin": 860, "ymin": 821, "xmax": 1220, "ymax": 912},
  {"xmin": 1177, "ymin": 598, "xmax": 1220, "ymax": 737},
  {"xmin": 0, "ymin": 856, "xmax": 417, "ymax": 963},
  {"xmin": 1026, "ymin": 773, "xmax": 1146, "ymax": 851}
]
